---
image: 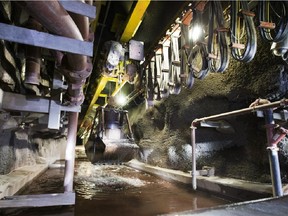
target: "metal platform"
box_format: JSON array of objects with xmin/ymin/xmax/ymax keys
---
[{"xmin": 167, "ymin": 195, "xmax": 288, "ymax": 216}]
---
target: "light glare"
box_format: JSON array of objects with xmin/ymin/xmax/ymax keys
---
[
  {"xmin": 116, "ymin": 94, "xmax": 126, "ymax": 106},
  {"xmin": 190, "ymin": 25, "xmax": 203, "ymax": 42}
]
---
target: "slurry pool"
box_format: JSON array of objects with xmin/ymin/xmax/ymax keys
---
[{"xmin": 2, "ymin": 160, "xmax": 230, "ymax": 216}]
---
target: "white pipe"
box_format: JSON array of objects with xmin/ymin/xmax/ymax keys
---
[{"xmin": 64, "ymin": 112, "xmax": 78, "ymax": 192}]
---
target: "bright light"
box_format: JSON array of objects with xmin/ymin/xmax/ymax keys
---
[
  {"xmin": 116, "ymin": 94, "xmax": 126, "ymax": 106},
  {"xmin": 189, "ymin": 25, "xmax": 203, "ymax": 42}
]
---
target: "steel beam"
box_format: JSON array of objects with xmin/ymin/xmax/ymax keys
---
[
  {"xmin": 0, "ymin": 193, "xmax": 75, "ymax": 208},
  {"xmin": 0, "ymin": 23, "xmax": 93, "ymax": 56},
  {"xmin": 120, "ymin": 0, "xmax": 151, "ymax": 42},
  {"xmin": 59, "ymin": 0, "xmax": 96, "ymax": 19}
]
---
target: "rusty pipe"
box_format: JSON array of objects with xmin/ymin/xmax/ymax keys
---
[
  {"xmin": 25, "ymin": 45, "xmax": 41, "ymax": 85},
  {"xmin": 191, "ymin": 99, "xmax": 288, "ymax": 127},
  {"xmin": 21, "ymin": 0, "xmax": 86, "ymax": 71},
  {"xmin": 25, "ymin": 18, "xmax": 42, "ymax": 85},
  {"xmin": 68, "ymin": 0, "xmax": 90, "ymax": 42},
  {"xmin": 264, "ymin": 109, "xmax": 283, "ymax": 197},
  {"xmin": 21, "ymin": 0, "xmax": 93, "ymax": 105}
]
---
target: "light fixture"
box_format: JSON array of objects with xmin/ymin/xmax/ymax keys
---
[
  {"xmin": 116, "ymin": 94, "xmax": 127, "ymax": 106},
  {"xmin": 189, "ymin": 25, "xmax": 203, "ymax": 42}
]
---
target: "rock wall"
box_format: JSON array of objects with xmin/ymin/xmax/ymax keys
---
[
  {"xmin": 0, "ymin": 115, "xmax": 67, "ymax": 175},
  {"xmin": 129, "ymin": 33, "xmax": 288, "ymax": 183}
]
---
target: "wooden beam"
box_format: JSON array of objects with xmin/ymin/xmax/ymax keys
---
[
  {"xmin": 0, "ymin": 23, "xmax": 93, "ymax": 56},
  {"xmin": 0, "ymin": 193, "xmax": 75, "ymax": 208}
]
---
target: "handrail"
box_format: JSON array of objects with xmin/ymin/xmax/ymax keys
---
[
  {"xmin": 192, "ymin": 99, "xmax": 288, "ymax": 127},
  {"xmin": 190, "ymin": 98, "xmax": 288, "ymax": 191}
]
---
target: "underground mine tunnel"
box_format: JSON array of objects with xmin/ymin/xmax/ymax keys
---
[{"xmin": 1, "ymin": 0, "xmax": 288, "ymax": 215}]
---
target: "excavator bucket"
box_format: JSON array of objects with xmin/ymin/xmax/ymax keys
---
[
  {"xmin": 84, "ymin": 107, "xmax": 139, "ymax": 164},
  {"xmin": 85, "ymin": 137, "xmax": 139, "ymax": 163}
]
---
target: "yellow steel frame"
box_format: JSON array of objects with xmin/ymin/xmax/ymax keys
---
[
  {"xmin": 78, "ymin": 75, "xmax": 127, "ymax": 139},
  {"xmin": 120, "ymin": 0, "xmax": 151, "ymax": 42}
]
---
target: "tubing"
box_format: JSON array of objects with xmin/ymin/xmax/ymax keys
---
[
  {"xmin": 22, "ymin": 0, "xmax": 86, "ymax": 70},
  {"xmin": 264, "ymin": 109, "xmax": 283, "ymax": 197},
  {"xmin": 21, "ymin": 0, "xmax": 92, "ymax": 105},
  {"xmin": 25, "ymin": 18, "xmax": 42, "ymax": 85},
  {"xmin": 192, "ymin": 99, "xmax": 288, "ymax": 126},
  {"xmin": 64, "ymin": 112, "xmax": 78, "ymax": 192},
  {"xmin": 191, "ymin": 126, "xmax": 197, "ymax": 190},
  {"xmin": 190, "ymin": 99, "xmax": 288, "ymax": 193}
]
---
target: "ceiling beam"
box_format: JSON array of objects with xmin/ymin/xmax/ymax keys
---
[{"xmin": 120, "ymin": 0, "xmax": 150, "ymax": 43}]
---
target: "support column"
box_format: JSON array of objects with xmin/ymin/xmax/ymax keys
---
[
  {"xmin": 264, "ymin": 109, "xmax": 283, "ymax": 197},
  {"xmin": 64, "ymin": 112, "xmax": 78, "ymax": 192}
]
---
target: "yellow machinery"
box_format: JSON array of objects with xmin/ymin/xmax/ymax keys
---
[{"xmin": 85, "ymin": 106, "xmax": 139, "ymax": 163}]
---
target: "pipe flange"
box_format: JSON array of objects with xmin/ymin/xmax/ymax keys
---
[
  {"xmin": 63, "ymin": 91, "xmax": 84, "ymax": 106},
  {"xmin": 60, "ymin": 57, "xmax": 92, "ymax": 83}
]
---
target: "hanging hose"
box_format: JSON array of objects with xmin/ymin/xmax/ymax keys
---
[
  {"xmin": 230, "ymin": 0, "xmax": 257, "ymax": 63},
  {"xmin": 258, "ymin": 1, "xmax": 288, "ymax": 42},
  {"xmin": 186, "ymin": 8, "xmax": 210, "ymax": 80},
  {"xmin": 207, "ymin": 1, "xmax": 229, "ymax": 72},
  {"xmin": 169, "ymin": 29, "xmax": 181, "ymax": 94}
]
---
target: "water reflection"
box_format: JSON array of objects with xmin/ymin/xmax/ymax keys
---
[{"xmin": 2, "ymin": 160, "xmax": 230, "ymax": 216}]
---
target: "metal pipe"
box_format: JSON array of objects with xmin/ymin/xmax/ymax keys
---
[
  {"xmin": 264, "ymin": 109, "xmax": 283, "ymax": 197},
  {"xmin": 68, "ymin": 0, "xmax": 89, "ymax": 42},
  {"xmin": 64, "ymin": 112, "xmax": 78, "ymax": 192},
  {"xmin": 25, "ymin": 18, "xmax": 42, "ymax": 85},
  {"xmin": 125, "ymin": 111, "xmax": 133, "ymax": 140},
  {"xmin": 21, "ymin": 0, "xmax": 86, "ymax": 71},
  {"xmin": 192, "ymin": 99, "xmax": 288, "ymax": 126},
  {"xmin": 21, "ymin": 0, "xmax": 93, "ymax": 105},
  {"xmin": 191, "ymin": 125, "xmax": 197, "ymax": 190}
]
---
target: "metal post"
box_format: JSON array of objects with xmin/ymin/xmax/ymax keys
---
[
  {"xmin": 64, "ymin": 112, "xmax": 78, "ymax": 192},
  {"xmin": 264, "ymin": 109, "xmax": 283, "ymax": 197},
  {"xmin": 191, "ymin": 125, "xmax": 197, "ymax": 190}
]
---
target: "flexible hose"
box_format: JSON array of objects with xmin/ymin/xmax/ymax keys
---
[
  {"xmin": 208, "ymin": 1, "xmax": 229, "ymax": 72},
  {"xmin": 258, "ymin": 1, "xmax": 288, "ymax": 42},
  {"xmin": 230, "ymin": 0, "xmax": 257, "ymax": 63}
]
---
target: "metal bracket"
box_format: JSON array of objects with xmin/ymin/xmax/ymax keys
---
[
  {"xmin": 256, "ymin": 109, "xmax": 288, "ymax": 121},
  {"xmin": 0, "ymin": 88, "xmax": 80, "ymax": 130}
]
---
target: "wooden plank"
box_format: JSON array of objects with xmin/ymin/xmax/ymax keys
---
[
  {"xmin": 0, "ymin": 193, "xmax": 75, "ymax": 208},
  {"xmin": 59, "ymin": 0, "xmax": 96, "ymax": 19},
  {"xmin": 0, "ymin": 23, "xmax": 93, "ymax": 56}
]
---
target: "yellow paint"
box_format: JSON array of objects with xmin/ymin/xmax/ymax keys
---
[
  {"xmin": 120, "ymin": 0, "xmax": 151, "ymax": 42},
  {"xmin": 78, "ymin": 74, "xmax": 127, "ymax": 139}
]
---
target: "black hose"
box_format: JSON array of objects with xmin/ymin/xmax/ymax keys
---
[
  {"xmin": 258, "ymin": 1, "xmax": 288, "ymax": 42},
  {"xmin": 230, "ymin": 0, "xmax": 257, "ymax": 63},
  {"xmin": 207, "ymin": 1, "xmax": 229, "ymax": 72},
  {"xmin": 186, "ymin": 9, "xmax": 210, "ymax": 80}
]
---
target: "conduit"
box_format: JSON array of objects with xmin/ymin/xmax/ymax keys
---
[
  {"xmin": 64, "ymin": 112, "xmax": 78, "ymax": 192},
  {"xmin": 190, "ymin": 99, "xmax": 288, "ymax": 195},
  {"xmin": 25, "ymin": 18, "xmax": 42, "ymax": 85},
  {"xmin": 20, "ymin": 0, "xmax": 92, "ymax": 105}
]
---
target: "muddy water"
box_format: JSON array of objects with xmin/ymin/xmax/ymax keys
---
[{"xmin": 3, "ymin": 160, "xmax": 230, "ymax": 216}]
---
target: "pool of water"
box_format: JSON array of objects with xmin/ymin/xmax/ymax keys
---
[{"xmin": 2, "ymin": 160, "xmax": 231, "ymax": 216}]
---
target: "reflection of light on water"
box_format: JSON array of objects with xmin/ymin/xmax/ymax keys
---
[{"xmin": 74, "ymin": 162, "xmax": 146, "ymax": 199}]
